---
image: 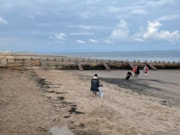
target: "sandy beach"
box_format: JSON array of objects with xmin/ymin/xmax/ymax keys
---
[{"xmin": 0, "ymin": 68, "xmax": 180, "ymax": 135}]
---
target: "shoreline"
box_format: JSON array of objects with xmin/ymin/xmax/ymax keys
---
[
  {"xmin": 75, "ymin": 70, "xmax": 180, "ymax": 108},
  {"xmin": 1, "ymin": 52, "xmax": 180, "ymax": 70},
  {"xmin": 1, "ymin": 50, "xmax": 180, "ymax": 63}
]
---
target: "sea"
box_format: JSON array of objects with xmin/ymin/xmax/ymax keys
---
[{"xmin": 53, "ymin": 50, "xmax": 180, "ymax": 63}]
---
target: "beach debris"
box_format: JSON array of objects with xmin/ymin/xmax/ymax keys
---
[
  {"xmin": 68, "ymin": 106, "xmax": 84, "ymax": 114},
  {"xmin": 58, "ymin": 96, "xmax": 65, "ymax": 100},
  {"xmin": 64, "ymin": 115, "xmax": 71, "ymax": 118},
  {"xmin": 56, "ymin": 92, "xmax": 67, "ymax": 94},
  {"xmin": 31, "ymin": 70, "xmax": 84, "ymax": 122},
  {"xmin": 78, "ymin": 123, "xmax": 86, "ymax": 128},
  {"xmin": 39, "ymin": 126, "xmax": 47, "ymax": 131},
  {"xmin": 160, "ymin": 100, "xmax": 172, "ymax": 107}
]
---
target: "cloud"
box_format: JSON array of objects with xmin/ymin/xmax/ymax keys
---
[
  {"xmin": 158, "ymin": 30, "xmax": 180, "ymax": 43},
  {"xmin": 89, "ymin": 39, "xmax": 98, "ymax": 43},
  {"xmin": 79, "ymin": 25, "xmax": 96, "ymax": 30},
  {"xmin": 67, "ymin": 24, "xmax": 94, "ymax": 30},
  {"xmin": 107, "ymin": 4, "xmax": 149, "ymax": 16},
  {"xmin": 49, "ymin": 32, "xmax": 67, "ymax": 44},
  {"xmin": 1, "ymin": 0, "xmax": 180, "ymax": 51},
  {"xmin": 67, "ymin": 24, "xmax": 109, "ymax": 30},
  {"xmin": 131, "ymin": 9, "xmax": 148, "ymax": 15},
  {"xmin": 143, "ymin": 21, "xmax": 161, "ymax": 39},
  {"xmin": 80, "ymin": 11, "xmax": 94, "ymax": 19},
  {"xmin": 0, "ymin": 17, "xmax": 8, "ymax": 25},
  {"xmin": 156, "ymin": 14, "xmax": 180, "ymax": 22},
  {"xmin": 136, "ymin": 21, "xmax": 180, "ymax": 43},
  {"xmin": 76, "ymin": 40, "xmax": 85, "ymax": 44},
  {"xmin": 146, "ymin": 0, "xmax": 176, "ymax": 8},
  {"xmin": 53, "ymin": 33, "xmax": 67, "ymax": 40},
  {"xmin": 0, "ymin": 2, "xmax": 14, "ymax": 11},
  {"xmin": 107, "ymin": 6, "xmax": 122, "ymax": 13},
  {"xmin": 70, "ymin": 32, "xmax": 93, "ymax": 36},
  {"xmin": 134, "ymin": 38, "xmax": 145, "ymax": 43},
  {"xmin": 108, "ymin": 20, "xmax": 129, "ymax": 42}
]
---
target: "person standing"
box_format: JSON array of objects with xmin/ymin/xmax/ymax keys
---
[
  {"xmin": 90, "ymin": 74, "xmax": 100, "ymax": 95},
  {"xmin": 98, "ymin": 84, "xmax": 104, "ymax": 98},
  {"xmin": 133, "ymin": 66, "xmax": 140, "ymax": 77},
  {"xmin": 132, "ymin": 66, "xmax": 137, "ymax": 77},
  {"xmin": 143, "ymin": 65, "xmax": 149, "ymax": 76},
  {"xmin": 135, "ymin": 66, "xmax": 140, "ymax": 77}
]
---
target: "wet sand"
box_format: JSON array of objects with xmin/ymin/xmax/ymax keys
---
[
  {"xmin": 77, "ymin": 70, "xmax": 180, "ymax": 107},
  {"xmin": 0, "ymin": 69, "xmax": 180, "ymax": 135}
]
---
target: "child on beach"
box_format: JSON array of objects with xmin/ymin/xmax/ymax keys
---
[
  {"xmin": 143, "ymin": 65, "xmax": 149, "ymax": 76},
  {"xmin": 132, "ymin": 66, "xmax": 140, "ymax": 78},
  {"xmin": 98, "ymin": 84, "xmax": 104, "ymax": 98}
]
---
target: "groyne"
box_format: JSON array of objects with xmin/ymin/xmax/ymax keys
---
[{"xmin": 0, "ymin": 53, "xmax": 180, "ymax": 70}]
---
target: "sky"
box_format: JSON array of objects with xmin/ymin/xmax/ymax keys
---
[{"xmin": 0, "ymin": 0, "xmax": 180, "ymax": 53}]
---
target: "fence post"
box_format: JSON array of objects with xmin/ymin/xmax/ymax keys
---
[{"xmin": 22, "ymin": 58, "xmax": 25, "ymax": 70}]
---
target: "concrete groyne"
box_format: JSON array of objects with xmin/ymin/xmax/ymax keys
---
[{"xmin": 0, "ymin": 53, "xmax": 180, "ymax": 70}]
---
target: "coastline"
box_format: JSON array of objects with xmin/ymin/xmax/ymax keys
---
[
  {"xmin": 1, "ymin": 69, "xmax": 180, "ymax": 135},
  {"xmin": 1, "ymin": 52, "xmax": 180, "ymax": 70},
  {"xmin": 1, "ymin": 51, "xmax": 180, "ymax": 63},
  {"xmin": 56, "ymin": 50, "xmax": 180, "ymax": 63},
  {"xmin": 76, "ymin": 70, "xmax": 180, "ymax": 108}
]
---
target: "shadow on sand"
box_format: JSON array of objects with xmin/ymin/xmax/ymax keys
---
[{"xmin": 101, "ymin": 78, "xmax": 162, "ymax": 93}]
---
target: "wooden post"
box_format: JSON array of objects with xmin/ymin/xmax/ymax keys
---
[
  {"xmin": 148, "ymin": 63, "xmax": 157, "ymax": 71},
  {"xmin": 103, "ymin": 63, "xmax": 110, "ymax": 71},
  {"xmin": 127, "ymin": 62, "xmax": 134, "ymax": 69},
  {"xmin": 22, "ymin": 58, "xmax": 25, "ymax": 70},
  {"xmin": 78, "ymin": 63, "xmax": 83, "ymax": 71}
]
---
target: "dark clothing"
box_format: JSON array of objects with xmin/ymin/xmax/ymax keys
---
[
  {"xmin": 91, "ymin": 76, "xmax": 100, "ymax": 92},
  {"xmin": 135, "ymin": 67, "xmax": 140, "ymax": 76},
  {"xmin": 125, "ymin": 72, "xmax": 132, "ymax": 80}
]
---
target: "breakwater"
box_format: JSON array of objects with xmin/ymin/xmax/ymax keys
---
[{"xmin": 0, "ymin": 53, "xmax": 180, "ymax": 70}]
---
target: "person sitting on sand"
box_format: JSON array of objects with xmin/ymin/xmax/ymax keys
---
[
  {"xmin": 98, "ymin": 84, "xmax": 104, "ymax": 98},
  {"xmin": 90, "ymin": 74, "xmax": 100, "ymax": 95}
]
